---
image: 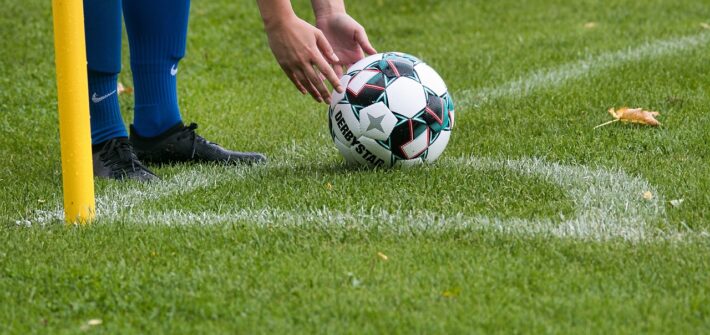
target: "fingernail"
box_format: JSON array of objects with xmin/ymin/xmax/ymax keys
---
[{"xmin": 332, "ymin": 53, "xmax": 340, "ymax": 62}]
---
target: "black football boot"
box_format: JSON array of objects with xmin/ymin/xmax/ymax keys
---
[
  {"xmin": 129, "ymin": 122, "xmax": 267, "ymax": 165},
  {"xmin": 93, "ymin": 138, "xmax": 159, "ymax": 181}
]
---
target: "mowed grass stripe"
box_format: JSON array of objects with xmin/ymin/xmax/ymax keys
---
[{"xmin": 457, "ymin": 31, "xmax": 710, "ymax": 107}]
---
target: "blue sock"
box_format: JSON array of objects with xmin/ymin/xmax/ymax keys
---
[
  {"xmin": 84, "ymin": 0, "xmax": 127, "ymax": 145},
  {"xmin": 88, "ymin": 71, "xmax": 126, "ymax": 144},
  {"xmin": 123, "ymin": 0, "xmax": 190, "ymax": 138}
]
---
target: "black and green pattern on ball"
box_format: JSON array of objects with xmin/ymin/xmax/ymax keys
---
[
  {"xmin": 332, "ymin": 52, "xmax": 454, "ymax": 166},
  {"xmin": 345, "ymin": 71, "xmax": 387, "ymax": 107},
  {"xmin": 421, "ymin": 91, "xmax": 454, "ymax": 133},
  {"xmin": 388, "ymin": 118, "xmax": 431, "ymax": 160}
]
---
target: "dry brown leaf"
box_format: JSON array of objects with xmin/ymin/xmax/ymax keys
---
[
  {"xmin": 594, "ymin": 107, "xmax": 661, "ymax": 129},
  {"xmin": 117, "ymin": 82, "xmax": 133, "ymax": 95},
  {"xmin": 701, "ymin": 22, "xmax": 710, "ymax": 30},
  {"xmin": 611, "ymin": 107, "xmax": 661, "ymax": 126}
]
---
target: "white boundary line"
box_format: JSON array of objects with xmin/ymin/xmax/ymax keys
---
[{"xmin": 456, "ymin": 32, "xmax": 710, "ymax": 107}]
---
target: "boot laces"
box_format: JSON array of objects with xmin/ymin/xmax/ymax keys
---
[
  {"xmin": 177, "ymin": 123, "xmax": 217, "ymax": 158},
  {"xmin": 100, "ymin": 139, "xmax": 147, "ymax": 173}
]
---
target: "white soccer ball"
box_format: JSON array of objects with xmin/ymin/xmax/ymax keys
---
[{"xmin": 328, "ymin": 52, "xmax": 454, "ymax": 167}]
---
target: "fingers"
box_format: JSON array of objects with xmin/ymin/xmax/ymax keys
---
[
  {"xmin": 316, "ymin": 31, "xmax": 339, "ymax": 64},
  {"xmin": 295, "ymin": 37, "xmax": 344, "ymax": 103},
  {"xmin": 304, "ymin": 65, "xmax": 331, "ymax": 104},
  {"xmin": 276, "ymin": 25, "xmax": 349, "ymax": 104},
  {"xmin": 355, "ymin": 28, "xmax": 377, "ymax": 55},
  {"xmin": 286, "ymin": 58, "xmax": 341, "ymax": 103},
  {"xmin": 293, "ymin": 70, "xmax": 322, "ymax": 102},
  {"xmin": 315, "ymin": 33, "xmax": 344, "ymax": 93},
  {"xmin": 333, "ymin": 64, "xmax": 344, "ymax": 79},
  {"xmin": 312, "ymin": 54, "xmax": 342, "ymax": 95},
  {"xmin": 304, "ymin": 79, "xmax": 324, "ymax": 103},
  {"xmin": 285, "ymin": 70, "xmax": 307, "ymax": 95}
]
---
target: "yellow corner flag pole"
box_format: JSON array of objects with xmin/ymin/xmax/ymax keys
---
[{"xmin": 52, "ymin": 0, "xmax": 95, "ymax": 223}]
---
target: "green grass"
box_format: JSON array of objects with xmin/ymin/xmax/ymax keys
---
[
  {"xmin": 140, "ymin": 163, "xmax": 575, "ymax": 220},
  {"xmin": 2, "ymin": 0, "xmax": 710, "ymax": 333}
]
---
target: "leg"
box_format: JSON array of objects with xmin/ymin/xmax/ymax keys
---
[
  {"xmin": 84, "ymin": 0, "xmax": 157, "ymax": 181},
  {"xmin": 122, "ymin": 0, "xmax": 189, "ymax": 137},
  {"xmin": 123, "ymin": 0, "xmax": 266, "ymax": 165},
  {"xmin": 84, "ymin": 0, "xmax": 126, "ymax": 145}
]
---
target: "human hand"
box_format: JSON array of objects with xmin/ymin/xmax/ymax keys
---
[
  {"xmin": 316, "ymin": 13, "xmax": 377, "ymax": 77},
  {"xmin": 264, "ymin": 15, "xmax": 343, "ymax": 104}
]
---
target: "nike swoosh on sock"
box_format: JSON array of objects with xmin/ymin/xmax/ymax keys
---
[{"xmin": 92, "ymin": 90, "xmax": 117, "ymax": 103}]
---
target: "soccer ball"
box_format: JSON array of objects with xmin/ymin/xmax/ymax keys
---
[{"xmin": 328, "ymin": 52, "xmax": 454, "ymax": 167}]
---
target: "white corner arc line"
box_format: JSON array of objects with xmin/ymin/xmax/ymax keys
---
[
  {"xmin": 455, "ymin": 32, "xmax": 710, "ymax": 107},
  {"xmin": 27, "ymin": 156, "xmax": 670, "ymax": 242}
]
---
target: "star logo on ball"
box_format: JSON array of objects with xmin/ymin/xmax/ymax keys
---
[{"xmin": 367, "ymin": 113, "xmax": 385, "ymax": 133}]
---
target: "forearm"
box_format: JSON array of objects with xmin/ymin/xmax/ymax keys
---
[
  {"xmin": 310, "ymin": 0, "xmax": 346, "ymax": 19},
  {"xmin": 256, "ymin": 0, "xmax": 298, "ymax": 29}
]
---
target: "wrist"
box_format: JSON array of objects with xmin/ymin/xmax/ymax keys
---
[
  {"xmin": 312, "ymin": 2, "xmax": 346, "ymax": 21},
  {"xmin": 263, "ymin": 12, "xmax": 299, "ymax": 32},
  {"xmin": 258, "ymin": 1, "xmax": 299, "ymax": 31}
]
